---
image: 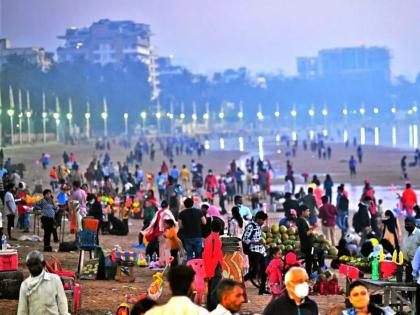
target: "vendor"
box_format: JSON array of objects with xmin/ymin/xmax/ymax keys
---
[
  {"xmin": 340, "ymin": 280, "xmax": 384, "ymax": 315},
  {"xmin": 402, "ymin": 216, "xmax": 420, "ymax": 283}
]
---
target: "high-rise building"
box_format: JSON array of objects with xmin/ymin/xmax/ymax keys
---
[
  {"xmin": 57, "ymin": 19, "xmax": 152, "ymax": 65},
  {"xmin": 0, "ymin": 38, "xmax": 53, "ymax": 71},
  {"xmin": 297, "ymin": 46, "xmax": 391, "ymax": 82}
]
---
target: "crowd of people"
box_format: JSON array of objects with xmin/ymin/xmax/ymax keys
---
[{"xmin": 1, "ymin": 135, "xmax": 419, "ymax": 315}]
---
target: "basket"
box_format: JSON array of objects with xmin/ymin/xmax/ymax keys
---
[
  {"xmin": 0, "ymin": 250, "xmax": 18, "ymax": 272},
  {"xmin": 76, "ymin": 230, "xmax": 97, "ymax": 250}
]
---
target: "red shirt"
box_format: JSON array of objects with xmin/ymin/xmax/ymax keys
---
[
  {"xmin": 203, "ymin": 232, "xmax": 224, "ymax": 278},
  {"xmin": 318, "ymin": 203, "xmax": 338, "ymax": 226}
]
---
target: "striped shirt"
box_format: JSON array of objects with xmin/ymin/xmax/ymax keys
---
[{"xmin": 242, "ymin": 221, "xmax": 266, "ymax": 256}]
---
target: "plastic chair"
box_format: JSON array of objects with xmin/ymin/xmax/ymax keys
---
[
  {"xmin": 187, "ymin": 259, "xmax": 205, "ymax": 305},
  {"xmin": 76, "ymin": 229, "xmax": 98, "ymax": 275},
  {"xmin": 82, "ymin": 217, "xmax": 99, "ymax": 232}
]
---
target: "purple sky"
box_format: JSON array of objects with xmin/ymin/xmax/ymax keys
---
[{"xmin": 1, "ymin": 0, "xmax": 420, "ymax": 79}]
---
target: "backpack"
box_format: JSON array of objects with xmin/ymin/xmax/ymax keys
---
[
  {"xmin": 242, "ymin": 222, "xmax": 258, "ymax": 255},
  {"xmin": 352, "ymin": 211, "xmax": 363, "ymax": 233}
]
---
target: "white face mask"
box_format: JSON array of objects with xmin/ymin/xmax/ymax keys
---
[{"xmin": 294, "ymin": 282, "xmax": 309, "ymax": 298}]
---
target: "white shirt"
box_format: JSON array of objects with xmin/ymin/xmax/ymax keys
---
[
  {"xmin": 146, "ymin": 296, "xmax": 209, "ymax": 315},
  {"xmin": 17, "ymin": 271, "xmax": 69, "ymax": 315},
  {"xmin": 4, "ymin": 191, "xmax": 17, "ymax": 215},
  {"xmin": 210, "ymin": 304, "xmax": 233, "ymax": 315}
]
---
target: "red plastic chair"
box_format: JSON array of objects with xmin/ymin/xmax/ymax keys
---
[
  {"xmin": 187, "ymin": 259, "xmax": 205, "ymax": 305},
  {"xmin": 82, "ymin": 217, "xmax": 99, "ymax": 232}
]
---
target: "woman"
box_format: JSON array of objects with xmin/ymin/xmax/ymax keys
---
[
  {"xmin": 324, "ymin": 174, "xmax": 334, "ymax": 203},
  {"xmin": 228, "ymin": 206, "xmax": 243, "ymax": 237},
  {"xmin": 142, "ymin": 189, "xmax": 158, "ymax": 229},
  {"xmin": 381, "ymin": 210, "xmax": 401, "ymax": 252},
  {"xmin": 202, "ymin": 205, "xmax": 225, "ymax": 238}
]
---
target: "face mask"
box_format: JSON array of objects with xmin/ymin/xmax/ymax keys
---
[
  {"xmin": 294, "ymin": 282, "xmax": 309, "ymax": 298},
  {"xmin": 351, "ymin": 294, "xmax": 369, "ymax": 309}
]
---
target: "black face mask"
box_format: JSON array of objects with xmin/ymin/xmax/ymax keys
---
[{"xmin": 405, "ymin": 226, "xmax": 415, "ymax": 233}]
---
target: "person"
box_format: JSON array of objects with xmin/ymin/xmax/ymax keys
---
[
  {"xmin": 180, "ymin": 164, "xmax": 190, "ymax": 191},
  {"xmin": 143, "ymin": 200, "xmax": 177, "ymax": 267},
  {"xmin": 156, "ymin": 172, "xmax": 167, "ymax": 201},
  {"xmin": 336, "ymin": 184, "xmax": 349, "ymax": 238},
  {"xmin": 318, "ymin": 195, "xmax": 338, "ymax": 246},
  {"xmin": 17, "ymin": 182, "xmax": 30, "ymax": 232},
  {"xmin": 203, "ymin": 220, "xmax": 224, "ymax": 311},
  {"xmin": 86, "ymin": 194, "xmax": 103, "ymax": 236},
  {"xmin": 210, "ymin": 279, "xmax": 245, "ymax": 315},
  {"xmin": 234, "ymin": 195, "xmax": 252, "ymax": 222},
  {"xmin": 282, "ymin": 251, "xmax": 303, "ymax": 276},
  {"xmin": 262, "ymin": 267, "xmax": 318, "ymax": 315},
  {"xmin": 202, "ymin": 205, "xmax": 225, "ymax": 238},
  {"xmin": 353, "ymin": 196, "xmax": 372, "ymax": 243},
  {"xmin": 145, "ymin": 265, "xmax": 209, "ymax": 315},
  {"xmin": 279, "ymin": 209, "xmax": 297, "ymax": 228},
  {"xmin": 401, "ymin": 155, "xmax": 408, "ymax": 180},
  {"xmin": 142, "ymin": 190, "xmax": 158, "ymax": 229},
  {"xmin": 205, "ymin": 169, "xmax": 218, "ymax": 194},
  {"xmin": 170, "ymin": 165, "xmax": 180, "ymax": 184},
  {"xmin": 381, "ymin": 210, "xmax": 401, "ymax": 252},
  {"xmin": 71, "ymin": 180, "xmax": 87, "ymax": 228},
  {"xmin": 131, "ymin": 296, "xmax": 157, "ymax": 315},
  {"xmin": 17, "ymin": 250, "xmax": 69, "ymax": 315},
  {"xmin": 178, "ymin": 197, "xmax": 207, "ymax": 260},
  {"xmin": 401, "ymin": 181, "xmax": 417, "ymax": 216},
  {"xmin": 411, "ymin": 247, "xmax": 420, "ymax": 315},
  {"xmin": 340, "ymin": 280, "xmax": 385, "ymax": 315},
  {"xmin": 357, "ymin": 145, "xmax": 363, "ymax": 164},
  {"xmin": 243, "ymin": 211, "xmax": 269, "ymax": 295},
  {"xmin": 349, "ymin": 156, "xmax": 357, "ymax": 178},
  {"xmin": 164, "ymin": 219, "xmax": 181, "ymax": 267},
  {"xmin": 34, "ymin": 189, "xmax": 59, "ymax": 251},
  {"xmin": 402, "ymin": 216, "xmax": 420, "ymax": 284},
  {"xmin": 299, "ymin": 188, "xmax": 318, "ymax": 226},
  {"xmin": 3, "ymin": 183, "xmax": 17, "ymax": 240},
  {"xmin": 296, "ymin": 205, "xmax": 324, "ymax": 276},
  {"xmin": 265, "ymin": 246, "xmax": 284, "ymax": 300},
  {"xmin": 284, "ymin": 192, "xmax": 300, "ymax": 220},
  {"xmin": 323, "ymin": 174, "xmax": 334, "ymax": 203},
  {"xmin": 228, "ymin": 206, "xmax": 243, "ymax": 237}
]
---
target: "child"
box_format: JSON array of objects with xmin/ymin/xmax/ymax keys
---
[
  {"xmin": 282, "ymin": 252, "xmax": 302, "ymax": 277},
  {"xmin": 265, "ymin": 246, "xmax": 284, "ymax": 300},
  {"xmin": 164, "ymin": 219, "xmax": 181, "ymax": 266}
]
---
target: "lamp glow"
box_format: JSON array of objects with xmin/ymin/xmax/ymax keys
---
[
  {"xmin": 140, "ymin": 111, "xmax": 147, "ymax": 119},
  {"xmin": 218, "ymin": 112, "xmax": 224, "ymax": 119},
  {"xmin": 85, "ymin": 112, "xmax": 91, "ymax": 119},
  {"xmin": 101, "ymin": 112, "xmax": 108, "ymax": 120},
  {"xmin": 290, "ymin": 110, "xmax": 297, "ymax": 117},
  {"xmin": 308, "ymin": 109, "xmax": 315, "ymax": 117}
]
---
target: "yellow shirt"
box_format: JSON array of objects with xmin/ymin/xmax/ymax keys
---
[{"xmin": 180, "ymin": 168, "xmax": 190, "ymax": 180}]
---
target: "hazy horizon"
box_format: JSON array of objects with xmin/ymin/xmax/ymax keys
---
[{"xmin": 1, "ymin": 0, "xmax": 420, "ymax": 79}]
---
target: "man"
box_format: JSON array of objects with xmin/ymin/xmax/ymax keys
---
[
  {"xmin": 234, "ymin": 195, "xmax": 252, "ymax": 222},
  {"xmin": 17, "ymin": 251, "xmax": 69, "ymax": 315},
  {"xmin": 71, "ymin": 181, "xmax": 87, "ymax": 217},
  {"xmin": 34, "ymin": 189, "xmax": 59, "ymax": 251},
  {"xmin": 349, "ymin": 155, "xmax": 357, "ymax": 178},
  {"xmin": 205, "ymin": 169, "xmax": 218, "ymax": 194},
  {"xmin": 401, "ymin": 182, "xmax": 417, "ymax": 216},
  {"xmin": 178, "ymin": 197, "xmax": 207, "ymax": 260},
  {"xmin": 402, "ymin": 216, "xmax": 420, "ymax": 283},
  {"xmin": 234, "ymin": 167, "xmax": 244, "ymax": 195},
  {"xmin": 0, "ymin": 163, "xmax": 8, "ymax": 204},
  {"xmin": 156, "ymin": 172, "xmax": 167, "ymax": 201},
  {"xmin": 134, "ymin": 164, "xmax": 144, "ymax": 190},
  {"xmin": 354, "ymin": 195, "xmax": 372, "ymax": 243},
  {"xmin": 336, "ymin": 184, "xmax": 349, "ymax": 238},
  {"xmin": 243, "ymin": 211, "xmax": 269, "ymax": 295},
  {"xmin": 4, "ymin": 183, "xmax": 17, "ymax": 240},
  {"xmin": 262, "ymin": 267, "xmax": 318, "ymax": 315},
  {"xmin": 170, "ymin": 165, "xmax": 179, "ymax": 184},
  {"xmin": 210, "ymin": 279, "xmax": 245, "ymax": 315},
  {"xmin": 180, "ymin": 164, "xmax": 190, "ymax": 190},
  {"xmin": 296, "ymin": 205, "xmax": 324, "ymax": 276},
  {"xmin": 146, "ymin": 265, "xmax": 209, "ymax": 315},
  {"xmin": 318, "ymin": 195, "xmax": 338, "ymax": 246},
  {"xmin": 299, "ymin": 188, "xmax": 318, "ymax": 225}
]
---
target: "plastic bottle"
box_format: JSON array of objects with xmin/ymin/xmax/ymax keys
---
[
  {"xmin": 1, "ymin": 235, "xmax": 7, "ymax": 251},
  {"xmin": 372, "ymin": 257, "xmax": 379, "ymax": 281},
  {"xmin": 392, "ymin": 250, "xmax": 397, "ymax": 263},
  {"xmin": 398, "ymin": 251, "xmax": 404, "ymax": 265},
  {"xmin": 152, "ymin": 252, "xmax": 157, "ymax": 262},
  {"xmin": 146, "ymin": 255, "xmax": 151, "ymax": 264}
]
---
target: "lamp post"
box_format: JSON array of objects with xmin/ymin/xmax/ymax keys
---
[
  {"xmin": 8, "ymin": 86, "xmax": 15, "ymax": 145},
  {"xmin": 85, "ymin": 101, "xmax": 91, "ymax": 139},
  {"xmin": 54, "ymin": 96, "xmax": 61, "ymax": 142},
  {"xmin": 18, "ymin": 89, "xmax": 23, "ymax": 144},
  {"xmin": 342, "ymin": 105, "xmax": 349, "ymax": 143},
  {"xmin": 322, "ymin": 106, "xmax": 328, "ymax": 136},
  {"xmin": 26, "ymin": 91, "xmax": 32, "ymax": 143},
  {"xmin": 192, "ymin": 101, "xmax": 197, "ymax": 131},
  {"xmin": 42, "ymin": 92, "xmax": 47, "ymax": 143},
  {"xmin": 203, "ymin": 103, "xmax": 210, "ymax": 131},
  {"xmin": 123, "ymin": 112, "xmax": 128, "ymax": 137},
  {"xmin": 102, "ymin": 97, "xmax": 108, "ymax": 137},
  {"xmin": 66, "ymin": 98, "xmax": 73, "ymax": 137},
  {"xmin": 290, "ymin": 107, "xmax": 297, "ymax": 141},
  {"xmin": 140, "ymin": 111, "xmax": 147, "ymax": 133},
  {"xmin": 0, "ymin": 88, "xmax": 2, "ymax": 147}
]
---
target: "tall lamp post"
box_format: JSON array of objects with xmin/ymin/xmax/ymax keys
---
[
  {"xmin": 85, "ymin": 101, "xmax": 91, "ymax": 139},
  {"xmin": 42, "ymin": 92, "xmax": 47, "ymax": 143},
  {"xmin": 0, "ymin": 88, "xmax": 3, "ymax": 147},
  {"xmin": 66, "ymin": 98, "xmax": 73, "ymax": 137},
  {"xmin": 25, "ymin": 91, "xmax": 32, "ymax": 143},
  {"xmin": 140, "ymin": 111, "xmax": 147, "ymax": 133},
  {"xmin": 102, "ymin": 97, "xmax": 108, "ymax": 138},
  {"xmin": 18, "ymin": 89, "xmax": 23, "ymax": 144},
  {"xmin": 322, "ymin": 106, "xmax": 328, "ymax": 137},
  {"xmin": 8, "ymin": 86, "xmax": 15, "ymax": 145},
  {"xmin": 54, "ymin": 96, "xmax": 61, "ymax": 142},
  {"xmin": 123, "ymin": 112, "xmax": 128, "ymax": 137}
]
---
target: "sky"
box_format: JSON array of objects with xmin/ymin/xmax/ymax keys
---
[{"xmin": 1, "ymin": 0, "xmax": 420, "ymax": 79}]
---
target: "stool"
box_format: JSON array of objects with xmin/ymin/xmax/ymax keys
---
[{"xmin": 115, "ymin": 263, "xmax": 135, "ymax": 283}]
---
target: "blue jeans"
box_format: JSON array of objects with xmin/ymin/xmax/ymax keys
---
[
  {"xmin": 336, "ymin": 212, "xmax": 348, "ymax": 237},
  {"xmin": 309, "ymin": 213, "xmax": 318, "ymax": 226},
  {"xmin": 184, "ymin": 238, "xmax": 203, "ymax": 261}
]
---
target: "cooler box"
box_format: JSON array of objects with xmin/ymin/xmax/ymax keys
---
[{"xmin": 0, "ymin": 250, "xmax": 18, "ymax": 271}]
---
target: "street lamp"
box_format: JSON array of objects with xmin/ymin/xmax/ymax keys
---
[
  {"xmin": 290, "ymin": 110, "xmax": 297, "ymax": 117},
  {"xmin": 359, "ymin": 107, "xmax": 365, "ymax": 115},
  {"xmin": 101, "ymin": 111, "xmax": 108, "ymax": 137},
  {"xmin": 180, "ymin": 113, "xmax": 185, "ymax": 120},
  {"xmin": 237, "ymin": 111, "xmax": 244, "ymax": 119},
  {"xmin": 84, "ymin": 112, "xmax": 91, "ymax": 138},
  {"xmin": 53, "ymin": 112, "xmax": 60, "ymax": 142},
  {"xmin": 218, "ymin": 112, "xmax": 224, "ymax": 120},
  {"xmin": 257, "ymin": 111, "xmax": 264, "ymax": 120},
  {"xmin": 391, "ymin": 107, "xmax": 397, "ymax": 114},
  {"xmin": 274, "ymin": 111, "xmax": 280, "ymax": 118},
  {"xmin": 373, "ymin": 107, "xmax": 379, "ymax": 114},
  {"xmin": 123, "ymin": 113, "xmax": 128, "ymax": 137},
  {"xmin": 25, "ymin": 110, "xmax": 32, "ymax": 143},
  {"xmin": 192, "ymin": 113, "xmax": 197, "ymax": 121},
  {"xmin": 203, "ymin": 112, "xmax": 209, "ymax": 120},
  {"xmin": 308, "ymin": 109, "xmax": 315, "ymax": 117},
  {"xmin": 7, "ymin": 109, "xmax": 14, "ymax": 145}
]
